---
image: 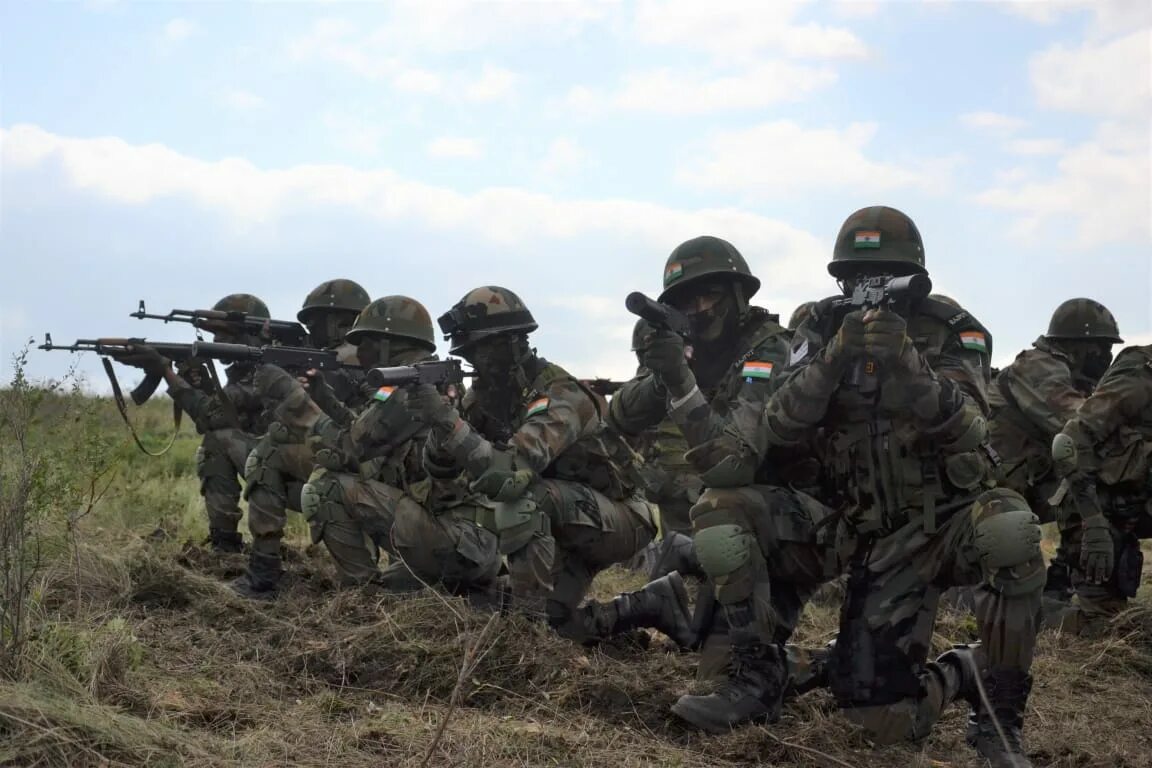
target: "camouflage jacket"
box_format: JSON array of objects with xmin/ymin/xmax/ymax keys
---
[
  {"xmin": 168, "ymin": 363, "xmax": 266, "ymax": 435},
  {"xmin": 989, "ymin": 336, "xmax": 1091, "ymax": 495},
  {"xmin": 1060, "ymin": 345, "xmax": 1152, "ymax": 504},
  {"xmin": 609, "ymin": 307, "xmax": 809, "ymax": 487},
  {"xmin": 765, "ymin": 295, "xmax": 994, "ymax": 533},
  {"xmin": 427, "ymin": 357, "xmax": 640, "ymax": 500}
]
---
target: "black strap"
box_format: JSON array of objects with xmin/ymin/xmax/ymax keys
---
[
  {"xmin": 102, "ymin": 358, "xmax": 181, "ymax": 457},
  {"xmin": 204, "ymin": 360, "xmax": 242, "ymax": 430}
]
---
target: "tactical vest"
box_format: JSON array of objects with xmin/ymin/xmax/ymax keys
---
[{"xmin": 1088, "ymin": 346, "xmax": 1152, "ymax": 493}]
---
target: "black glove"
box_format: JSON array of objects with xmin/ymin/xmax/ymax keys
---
[
  {"xmin": 823, "ymin": 310, "xmax": 865, "ymax": 366},
  {"xmin": 863, "ymin": 309, "xmax": 911, "ymax": 366},
  {"xmin": 640, "ymin": 329, "xmax": 694, "ymax": 398},
  {"xmin": 1080, "ymin": 513, "xmax": 1115, "ymax": 585},
  {"xmin": 111, "ymin": 345, "xmax": 170, "ymax": 377},
  {"xmin": 254, "ymin": 364, "xmax": 302, "ymax": 403},
  {"xmin": 405, "ymin": 382, "xmax": 458, "ymax": 433},
  {"xmin": 470, "ymin": 450, "xmax": 535, "ymax": 501}
]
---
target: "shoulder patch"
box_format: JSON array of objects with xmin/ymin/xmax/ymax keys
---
[
  {"xmin": 959, "ymin": 331, "xmax": 988, "ymax": 353},
  {"xmin": 526, "ymin": 397, "xmax": 549, "ymax": 417},
  {"xmin": 741, "ymin": 361, "xmax": 773, "ymax": 380},
  {"xmin": 373, "ymin": 386, "xmax": 396, "ymax": 402}
]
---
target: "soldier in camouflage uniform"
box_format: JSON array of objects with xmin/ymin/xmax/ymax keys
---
[
  {"xmin": 112, "ymin": 294, "xmax": 271, "ymax": 552},
  {"xmin": 251, "ymin": 296, "xmax": 504, "ymax": 596},
  {"xmin": 407, "ymin": 286, "xmax": 693, "ymax": 646},
  {"xmin": 989, "ymin": 299, "xmax": 1122, "ymax": 605},
  {"xmin": 672, "ymin": 207, "xmax": 1043, "ymax": 768},
  {"xmin": 1049, "ymin": 340, "xmax": 1151, "ymax": 634},
  {"xmin": 233, "ymin": 279, "xmax": 372, "ymax": 598},
  {"xmin": 786, "ymin": 301, "xmax": 817, "ymax": 331}
]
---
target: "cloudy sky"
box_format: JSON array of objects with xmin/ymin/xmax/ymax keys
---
[{"xmin": 2, "ymin": 0, "xmax": 1149, "ymax": 391}]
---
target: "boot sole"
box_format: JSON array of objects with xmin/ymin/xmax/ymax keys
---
[{"xmin": 670, "ymin": 697, "xmax": 775, "ymax": 734}]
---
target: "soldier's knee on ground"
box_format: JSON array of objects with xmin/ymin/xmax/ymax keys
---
[
  {"xmin": 691, "ymin": 491, "xmax": 758, "ymax": 605},
  {"xmin": 301, "ymin": 473, "xmax": 350, "ymax": 545},
  {"xmin": 971, "ymin": 488, "xmax": 1045, "ymax": 596},
  {"xmin": 243, "ymin": 441, "xmax": 288, "ymax": 505}
]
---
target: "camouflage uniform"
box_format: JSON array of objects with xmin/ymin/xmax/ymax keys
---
[
  {"xmin": 236, "ymin": 279, "xmax": 371, "ymax": 597},
  {"xmin": 673, "ymin": 208, "xmax": 1042, "ymax": 768},
  {"xmin": 296, "ymin": 296, "xmax": 501, "ymax": 595},
  {"xmin": 989, "ymin": 299, "xmax": 1121, "ymax": 603},
  {"xmin": 412, "ymin": 287, "xmax": 691, "ymax": 646},
  {"xmin": 1052, "ymin": 343, "xmax": 1151, "ymax": 632},
  {"xmin": 786, "ymin": 301, "xmax": 817, "ymax": 331}
]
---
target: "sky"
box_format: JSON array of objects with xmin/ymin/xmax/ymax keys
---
[{"xmin": 1, "ymin": 0, "xmax": 1150, "ymax": 391}]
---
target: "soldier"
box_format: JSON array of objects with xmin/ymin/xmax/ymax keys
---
[
  {"xmin": 250, "ymin": 296, "xmax": 504, "ymax": 596},
  {"xmin": 234, "ymin": 279, "xmax": 371, "ymax": 598},
  {"xmin": 672, "ymin": 207, "xmax": 1043, "ymax": 768},
  {"xmin": 786, "ymin": 301, "xmax": 817, "ymax": 331},
  {"xmin": 989, "ymin": 299, "xmax": 1122, "ymax": 605},
  {"xmin": 406, "ymin": 286, "xmax": 693, "ymax": 646},
  {"xmin": 1050, "ymin": 340, "xmax": 1150, "ymax": 634},
  {"xmin": 111, "ymin": 294, "xmax": 270, "ymax": 552}
]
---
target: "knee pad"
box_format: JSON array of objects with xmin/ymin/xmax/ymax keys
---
[
  {"xmin": 244, "ymin": 442, "xmax": 286, "ymax": 502},
  {"xmin": 972, "ymin": 489, "xmax": 1045, "ymax": 596},
  {"xmin": 695, "ymin": 523, "xmax": 757, "ymax": 604}
]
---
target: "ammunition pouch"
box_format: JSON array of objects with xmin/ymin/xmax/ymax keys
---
[{"xmin": 474, "ymin": 497, "xmax": 541, "ymax": 555}]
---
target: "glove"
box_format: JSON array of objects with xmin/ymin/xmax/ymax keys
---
[
  {"xmin": 111, "ymin": 345, "xmax": 170, "ymax": 377},
  {"xmin": 254, "ymin": 364, "xmax": 302, "ymax": 403},
  {"xmin": 405, "ymin": 382, "xmax": 458, "ymax": 434},
  {"xmin": 640, "ymin": 329, "xmax": 694, "ymax": 398},
  {"xmin": 1079, "ymin": 513, "xmax": 1115, "ymax": 585},
  {"xmin": 470, "ymin": 450, "xmax": 535, "ymax": 501},
  {"xmin": 822, "ymin": 310, "xmax": 865, "ymax": 367},
  {"xmin": 862, "ymin": 309, "xmax": 910, "ymax": 366}
]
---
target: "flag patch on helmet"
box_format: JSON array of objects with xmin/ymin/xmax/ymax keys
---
[
  {"xmin": 665, "ymin": 262, "xmax": 684, "ymax": 282},
  {"xmin": 742, "ymin": 361, "xmax": 773, "ymax": 380},
  {"xmin": 526, "ymin": 397, "xmax": 549, "ymax": 417},
  {"xmin": 373, "ymin": 386, "xmax": 396, "ymax": 402},
  {"xmin": 960, "ymin": 332, "xmax": 987, "ymax": 352},
  {"xmin": 854, "ymin": 231, "xmax": 881, "ymax": 248}
]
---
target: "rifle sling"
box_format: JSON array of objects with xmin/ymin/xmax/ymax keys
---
[
  {"xmin": 102, "ymin": 358, "xmax": 181, "ymax": 457},
  {"xmin": 204, "ymin": 359, "xmax": 242, "ymax": 430}
]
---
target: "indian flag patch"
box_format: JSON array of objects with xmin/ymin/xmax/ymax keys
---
[
  {"xmin": 854, "ymin": 230, "xmax": 882, "ymax": 249},
  {"xmin": 373, "ymin": 386, "xmax": 396, "ymax": 402},
  {"xmin": 526, "ymin": 397, "xmax": 549, "ymax": 417},
  {"xmin": 960, "ymin": 332, "xmax": 987, "ymax": 352},
  {"xmin": 664, "ymin": 262, "xmax": 684, "ymax": 283},
  {"xmin": 742, "ymin": 361, "xmax": 773, "ymax": 380}
]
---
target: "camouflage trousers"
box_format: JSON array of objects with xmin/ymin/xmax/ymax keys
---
[
  {"xmin": 501, "ymin": 479, "xmax": 657, "ymax": 631},
  {"xmin": 691, "ymin": 484, "xmax": 1044, "ymax": 744},
  {"xmin": 1050, "ymin": 504, "xmax": 1150, "ymax": 633},
  {"xmin": 243, "ymin": 431, "xmax": 310, "ymax": 556},
  {"xmin": 196, "ymin": 428, "xmax": 258, "ymax": 533},
  {"xmin": 302, "ymin": 469, "xmax": 502, "ymax": 592}
]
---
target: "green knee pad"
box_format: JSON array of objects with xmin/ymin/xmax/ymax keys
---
[
  {"xmin": 244, "ymin": 444, "xmax": 287, "ymax": 503},
  {"xmin": 300, "ymin": 476, "xmax": 347, "ymax": 544},
  {"xmin": 695, "ymin": 523, "xmax": 755, "ymax": 601},
  {"xmin": 973, "ymin": 491, "xmax": 1044, "ymax": 596}
]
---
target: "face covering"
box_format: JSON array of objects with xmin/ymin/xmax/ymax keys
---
[{"xmin": 309, "ymin": 312, "xmax": 359, "ymax": 350}]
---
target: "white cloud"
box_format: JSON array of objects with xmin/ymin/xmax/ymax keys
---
[
  {"xmin": 323, "ymin": 112, "xmax": 386, "ymax": 156},
  {"xmin": 162, "ymin": 18, "xmax": 197, "ymax": 43},
  {"xmin": 678, "ymin": 120, "xmax": 953, "ymax": 196},
  {"xmin": 222, "ymin": 89, "xmax": 267, "ymax": 111},
  {"xmin": 1030, "ymin": 27, "xmax": 1152, "ymax": 118},
  {"xmin": 465, "ymin": 65, "xmax": 517, "ymax": 103},
  {"xmin": 426, "ymin": 137, "xmax": 482, "ymax": 159},
  {"xmin": 831, "ymin": 0, "xmax": 882, "ymax": 18},
  {"xmin": 960, "ymin": 111, "xmax": 1027, "ymax": 135},
  {"xmin": 1005, "ymin": 138, "xmax": 1066, "ymax": 156},
  {"xmin": 392, "ymin": 68, "xmax": 443, "ymax": 94},
  {"xmin": 539, "ymin": 138, "xmax": 589, "ymax": 177},
  {"xmin": 1004, "ymin": 0, "xmax": 1152, "ymax": 39}
]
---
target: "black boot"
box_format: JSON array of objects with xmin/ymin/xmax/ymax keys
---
[
  {"xmin": 623, "ymin": 540, "xmax": 661, "ymax": 574},
  {"xmin": 966, "ymin": 668, "xmax": 1034, "ymax": 768},
  {"xmin": 672, "ymin": 629, "xmax": 788, "ymax": 733},
  {"xmin": 230, "ymin": 552, "xmax": 283, "ymax": 600},
  {"xmin": 1042, "ymin": 555, "xmax": 1073, "ymax": 604},
  {"xmin": 785, "ymin": 640, "xmax": 834, "ymax": 697},
  {"xmin": 649, "ymin": 532, "xmax": 703, "ymax": 581},
  {"xmin": 209, "ymin": 528, "xmax": 244, "ymax": 554},
  {"xmin": 571, "ymin": 572, "xmax": 695, "ymax": 647}
]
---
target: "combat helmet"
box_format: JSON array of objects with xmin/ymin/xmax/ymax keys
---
[
  {"xmin": 929, "ymin": 293, "xmax": 961, "ymax": 309},
  {"xmin": 829, "ymin": 206, "xmax": 926, "ymax": 279},
  {"xmin": 438, "ymin": 286, "xmax": 538, "ymax": 355},
  {"xmin": 297, "ymin": 279, "xmax": 371, "ymax": 324},
  {"xmin": 213, "ymin": 293, "xmax": 270, "ymax": 318},
  {"xmin": 345, "ymin": 296, "xmax": 436, "ymax": 351},
  {"xmin": 658, "ymin": 236, "xmax": 761, "ymax": 304},
  {"xmin": 787, "ymin": 301, "xmax": 816, "ymax": 330},
  {"xmin": 1046, "ymin": 298, "xmax": 1123, "ymax": 343}
]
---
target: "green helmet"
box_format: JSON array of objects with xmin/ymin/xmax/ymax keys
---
[
  {"xmin": 929, "ymin": 293, "xmax": 961, "ymax": 309},
  {"xmin": 297, "ymin": 279, "xmax": 371, "ymax": 324},
  {"xmin": 658, "ymin": 236, "xmax": 761, "ymax": 304},
  {"xmin": 212, "ymin": 293, "xmax": 270, "ymax": 318},
  {"xmin": 1046, "ymin": 298, "xmax": 1123, "ymax": 343},
  {"xmin": 438, "ymin": 286, "xmax": 538, "ymax": 354},
  {"xmin": 787, "ymin": 301, "xmax": 816, "ymax": 330},
  {"xmin": 345, "ymin": 296, "xmax": 437, "ymax": 350},
  {"xmin": 829, "ymin": 206, "xmax": 926, "ymax": 279}
]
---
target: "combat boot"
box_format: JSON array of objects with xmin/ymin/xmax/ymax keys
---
[
  {"xmin": 966, "ymin": 668, "xmax": 1033, "ymax": 768},
  {"xmin": 208, "ymin": 528, "xmax": 244, "ymax": 554},
  {"xmin": 672, "ymin": 630, "xmax": 788, "ymax": 733},
  {"xmin": 230, "ymin": 552, "xmax": 283, "ymax": 601},
  {"xmin": 570, "ymin": 572, "xmax": 695, "ymax": 647},
  {"xmin": 649, "ymin": 531, "xmax": 703, "ymax": 581},
  {"xmin": 1041, "ymin": 555, "xmax": 1073, "ymax": 605}
]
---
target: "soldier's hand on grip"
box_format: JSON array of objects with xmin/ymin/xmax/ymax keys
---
[
  {"xmin": 405, "ymin": 382, "xmax": 457, "ymax": 432},
  {"xmin": 862, "ymin": 309, "xmax": 910, "ymax": 366},
  {"xmin": 641, "ymin": 329, "xmax": 694, "ymax": 398},
  {"xmin": 111, "ymin": 344, "xmax": 170, "ymax": 376},
  {"xmin": 254, "ymin": 364, "xmax": 302, "ymax": 403},
  {"xmin": 1080, "ymin": 514, "xmax": 1115, "ymax": 585},
  {"xmin": 824, "ymin": 310, "xmax": 866, "ymax": 365}
]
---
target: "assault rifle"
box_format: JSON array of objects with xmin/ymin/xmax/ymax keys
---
[
  {"xmin": 39, "ymin": 334, "xmax": 199, "ymax": 406},
  {"xmin": 131, "ymin": 300, "xmax": 308, "ymax": 346},
  {"xmin": 188, "ymin": 341, "xmax": 355, "ymax": 373},
  {"xmin": 839, "ymin": 273, "xmax": 933, "ymax": 394},
  {"xmin": 365, "ymin": 359, "xmax": 474, "ymax": 390},
  {"xmin": 625, "ymin": 292, "xmax": 692, "ymax": 338},
  {"xmin": 583, "ymin": 377, "xmax": 627, "ymax": 397}
]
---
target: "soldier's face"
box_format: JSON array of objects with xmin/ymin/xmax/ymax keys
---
[
  {"xmin": 670, "ymin": 282, "xmax": 735, "ymax": 342},
  {"xmin": 355, "ymin": 336, "xmax": 386, "ymax": 368},
  {"xmin": 308, "ymin": 311, "xmax": 359, "ymax": 349},
  {"xmin": 1069, "ymin": 340, "xmax": 1115, "ymax": 382},
  {"xmin": 462, "ymin": 335, "xmax": 517, "ymax": 378}
]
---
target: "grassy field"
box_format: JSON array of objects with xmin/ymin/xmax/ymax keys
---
[{"xmin": 1, "ymin": 366, "xmax": 1150, "ymax": 767}]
